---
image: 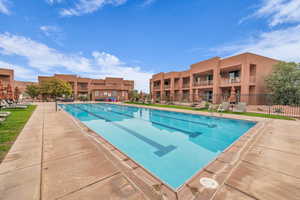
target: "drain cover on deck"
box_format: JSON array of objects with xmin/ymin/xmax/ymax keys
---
[{"xmin": 199, "ymin": 177, "xmax": 219, "ymax": 189}]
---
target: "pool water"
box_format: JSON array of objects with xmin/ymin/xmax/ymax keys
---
[{"xmin": 60, "ymin": 103, "xmax": 256, "ymax": 189}]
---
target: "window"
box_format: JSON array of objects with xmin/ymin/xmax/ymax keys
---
[
  {"xmin": 204, "ymin": 91, "xmax": 213, "ymax": 102},
  {"xmin": 250, "ymin": 64, "xmax": 256, "ymax": 76},
  {"xmin": 104, "ymin": 91, "xmax": 108, "ymax": 96},
  {"xmin": 229, "ymin": 70, "xmax": 240, "ymax": 78},
  {"xmin": 95, "ymin": 91, "xmax": 99, "ymax": 96},
  {"xmin": 207, "ymin": 74, "xmax": 213, "ymax": 80},
  {"xmin": 92, "ymin": 83, "xmax": 105, "ymax": 85}
]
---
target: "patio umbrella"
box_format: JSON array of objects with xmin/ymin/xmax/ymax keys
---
[
  {"xmin": 14, "ymin": 86, "xmax": 20, "ymax": 102},
  {"xmin": 0, "ymin": 81, "xmax": 4, "ymax": 110},
  {"xmin": 229, "ymin": 86, "xmax": 237, "ymax": 104},
  {"xmin": 6, "ymin": 83, "xmax": 13, "ymax": 100},
  {"xmin": 0, "ymin": 80, "xmax": 4, "ymax": 100}
]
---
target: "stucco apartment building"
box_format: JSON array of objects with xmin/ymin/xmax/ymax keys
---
[
  {"xmin": 38, "ymin": 74, "xmax": 134, "ymax": 101},
  {"xmin": 150, "ymin": 53, "xmax": 279, "ymax": 105},
  {"xmin": 0, "ymin": 68, "xmax": 37, "ymax": 97},
  {"xmin": 0, "ymin": 68, "xmax": 14, "ymax": 87}
]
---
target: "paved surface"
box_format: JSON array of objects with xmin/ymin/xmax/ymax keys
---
[
  {"xmin": 212, "ymin": 119, "xmax": 300, "ymax": 200},
  {"xmin": 0, "ymin": 102, "xmax": 299, "ymax": 200},
  {"xmin": 0, "ymin": 103, "xmax": 147, "ymax": 200}
]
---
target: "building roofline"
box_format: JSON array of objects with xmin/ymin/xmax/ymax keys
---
[
  {"xmin": 0, "ymin": 68, "xmax": 14, "ymax": 71},
  {"xmin": 221, "ymin": 52, "xmax": 280, "ymax": 62},
  {"xmin": 190, "ymin": 56, "xmax": 221, "ymax": 66}
]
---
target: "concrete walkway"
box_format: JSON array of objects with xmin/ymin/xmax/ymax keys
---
[
  {"xmin": 0, "ymin": 103, "xmax": 299, "ymax": 200},
  {"xmin": 211, "ymin": 119, "xmax": 300, "ymax": 200},
  {"xmin": 0, "ymin": 103, "xmax": 147, "ymax": 200}
]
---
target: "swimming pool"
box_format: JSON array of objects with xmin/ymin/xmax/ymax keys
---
[{"xmin": 60, "ymin": 103, "xmax": 256, "ymax": 189}]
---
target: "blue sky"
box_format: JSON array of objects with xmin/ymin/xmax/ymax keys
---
[{"xmin": 0, "ymin": 0, "xmax": 300, "ymax": 91}]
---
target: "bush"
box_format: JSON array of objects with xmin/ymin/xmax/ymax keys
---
[{"xmin": 78, "ymin": 96, "xmax": 89, "ymax": 101}]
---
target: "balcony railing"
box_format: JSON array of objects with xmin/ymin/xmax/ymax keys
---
[
  {"xmin": 164, "ymin": 85, "xmax": 170, "ymax": 89},
  {"xmin": 182, "ymin": 83, "xmax": 190, "ymax": 88},
  {"xmin": 153, "ymin": 85, "xmax": 161, "ymax": 90},
  {"xmin": 221, "ymin": 77, "xmax": 241, "ymax": 85},
  {"xmin": 193, "ymin": 80, "xmax": 213, "ymax": 87},
  {"xmin": 78, "ymin": 86, "xmax": 88, "ymax": 90}
]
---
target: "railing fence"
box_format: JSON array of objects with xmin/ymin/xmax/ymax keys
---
[{"xmin": 146, "ymin": 93, "xmax": 300, "ymax": 118}]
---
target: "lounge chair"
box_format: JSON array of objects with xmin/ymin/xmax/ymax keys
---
[
  {"xmin": 233, "ymin": 102, "xmax": 247, "ymax": 112},
  {"xmin": 195, "ymin": 101, "xmax": 208, "ymax": 109},
  {"xmin": 1, "ymin": 100, "xmax": 27, "ymax": 109},
  {"xmin": 217, "ymin": 102, "xmax": 230, "ymax": 112},
  {"xmin": 16, "ymin": 101, "xmax": 31, "ymax": 106},
  {"xmin": 145, "ymin": 99, "xmax": 152, "ymax": 104},
  {"xmin": 8, "ymin": 100, "xmax": 30, "ymax": 107},
  {"xmin": 0, "ymin": 111, "xmax": 10, "ymax": 117}
]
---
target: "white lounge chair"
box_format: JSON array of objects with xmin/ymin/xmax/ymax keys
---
[
  {"xmin": 1, "ymin": 100, "xmax": 27, "ymax": 109},
  {"xmin": 217, "ymin": 102, "xmax": 230, "ymax": 112},
  {"xmin": 233, "ymin": 102, "xmax": 247, "ymax": 112},
  {"xmin": 0, "ymin": 111, "xmax": 11, "ymax": 117}
]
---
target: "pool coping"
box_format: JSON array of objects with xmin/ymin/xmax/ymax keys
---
[{"xmin": 59, "ymin": 102, "xmax": 269, "ymax": 200}]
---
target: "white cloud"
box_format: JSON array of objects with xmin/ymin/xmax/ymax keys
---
[
  {"xmin": 221, "ymin": 0, "xmax": 300, "ymax": 62},
  {"xmin": 92, "ymin": 51, "xmax": 153, "ymax": 92},
  {"xmin": 40, "ymin": 25, "xmax": 64, "ymax": 46},
  {"xmin": 46, "ymin": 0, "xmax": 64, "ymax": 4},
  {"xmin": 0, "ymin": 32, "xmax": 92, "ymax": 73},
  {"xmin": 0, "ymin": 61, "xmax": 37, "ymax": 81},
  {"xmin": 40, "ymin": 25, "xmax": 60, "ymax": 35},
  {"xmin": 0, "ymin": 33, "xmax": 152, "ymax": 92},
  {"xmin": 40, "ymin": 26, "xmax": 61, "ymax": 39},
  {"xmin": 0, "ymin": 0, "xmax": 10, "ymax": 15},
  {"xmin": 141, "ymin": 0, "xmax": 156, "ymax": 7},
  {"xmin": 213, "ymin": 25, "xmax": 300, "ymax": 62},
  {"xmin": 254, "ymin": 0, "xmax": 300, "ymax": 26},
  {"xmin": 60, "ymin": 0, "xmax": 127, "ymax": 16},
  {"xmin": 92, "ymin": 51, "xmax": 123, "ymax": 66}
]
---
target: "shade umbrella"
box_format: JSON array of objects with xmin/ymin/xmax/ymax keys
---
[
  {"xmin": 6, "ymin": 83, "xmax": 13, "ymax": 100},
  {"xmin": 229, "ymin": 86, "xmax": 237, "ymax": 104},
  {"xmin": 0, "ymin": 81, "xmax": 4, "ymax": 110},
  {"xmin": 0, "ymin": 80, "xmax": 4, "ymax": 100},
  {"xmin": 14, "ymin": 87, "xmax": 20, "ymax": 102}
]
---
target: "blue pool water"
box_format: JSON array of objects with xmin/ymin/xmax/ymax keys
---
[{"xmin": 60, "ymin": 103, "xmax": 255, "ymax": 189}]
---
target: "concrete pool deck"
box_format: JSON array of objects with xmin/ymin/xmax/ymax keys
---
[{"xmin": 0, "ymin": 102, "xmax": 299, "ymax": 200}]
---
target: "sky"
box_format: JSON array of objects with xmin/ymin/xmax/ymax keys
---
[{"xmin": 0, "ymin": 0, "xmax": 300, "ymax": 92}]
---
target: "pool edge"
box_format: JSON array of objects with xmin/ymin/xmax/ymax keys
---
[{"xmin": 58, "ymin": 102, "xmax": 270, "ymax": 200}]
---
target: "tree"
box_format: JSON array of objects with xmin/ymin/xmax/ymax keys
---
[
  {"xmin": 39, "ymin": 79, "xmax": 72, "ymax": 100},
  {"xmin": 25, "ymin": 85, "xmax": 40, "ymax": 99},
  {"xmin": 265, "ymin": 62, "xmax": 300, "ymax": 105},
  {"xmin": 128, "ymin": 90, "xmax": 139, "ymax": 102}
]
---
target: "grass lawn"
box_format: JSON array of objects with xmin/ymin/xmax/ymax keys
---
[
  {"xmin": 0, "ymin": 105, "xmax": 37, "ymax": 162},
  {"xmin": 125, "ymin": 102, "xmax": 294, "ymax": 120}
]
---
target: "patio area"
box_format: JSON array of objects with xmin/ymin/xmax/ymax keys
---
[{"xmin": 0, "ymin": 102, "xmax": 299, "ymax": 200}]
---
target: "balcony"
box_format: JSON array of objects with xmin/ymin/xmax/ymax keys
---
[
  {"xmin": 77, "ymin": 86, "xmax": 88, "ymax": 91},
  {"xmin": 221, "ymin": 77, "xmax": 241, "ymax": 85},
  {"xmin": 153, "ymin": 85, "xmax": 161, "ymax": 90},
  {"xmin": 182, "ymin": 83, "xmax": 190, "ymax": 89},
  {"xmin": 193, "ymin": 80, "xmax": 213, "ymax": 87},
  {"xmin": 164, "ymin": 85, "xmax": 170, "ymax": 89}
]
